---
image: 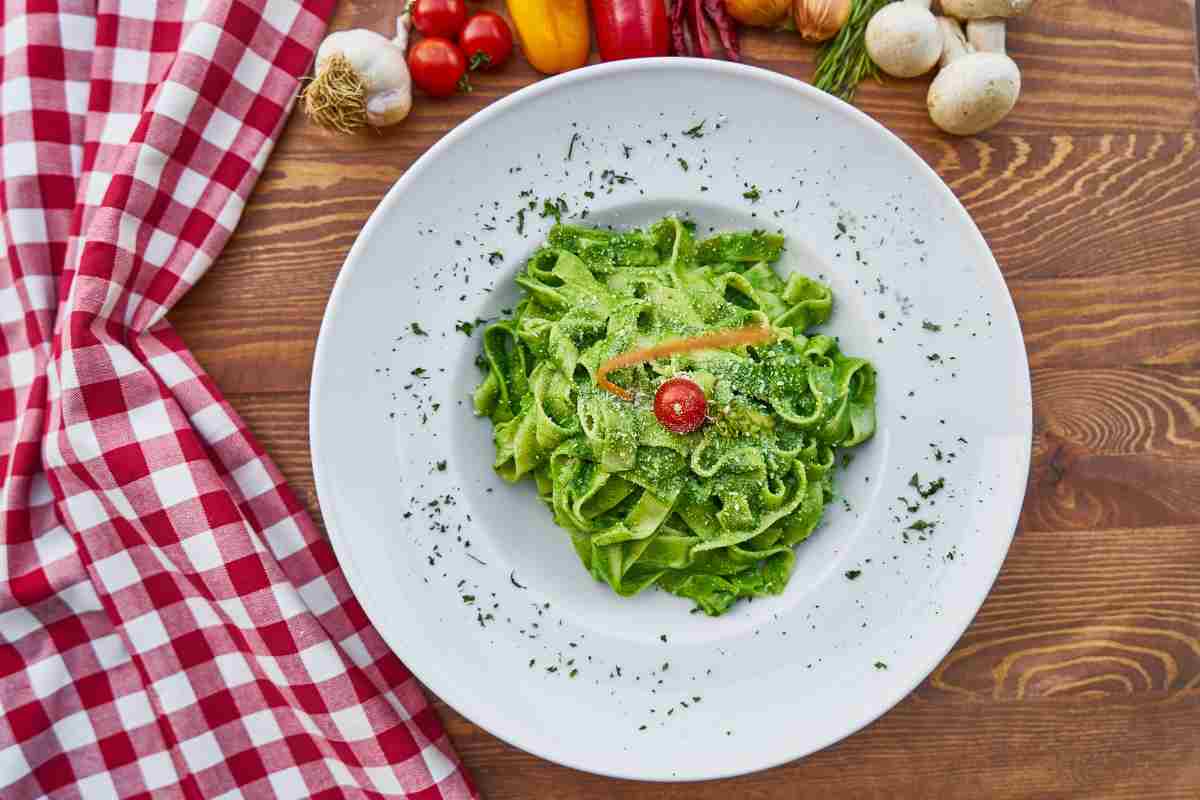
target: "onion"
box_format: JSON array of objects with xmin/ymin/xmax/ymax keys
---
[
  {"xmin": 725, "ymin": 0, "xmax": 791, "ymax": 27},
  {"xmin": 794, "ymin": 0, "xmax": 851, "ymax": 42}
]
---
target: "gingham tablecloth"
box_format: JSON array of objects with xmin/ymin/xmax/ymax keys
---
[{"xmin": 0, "ymin": 1, "xmax": 476, "ymax": 797}]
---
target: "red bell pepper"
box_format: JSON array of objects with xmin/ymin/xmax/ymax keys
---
[{"xmin": 590, "ymin": 0, "xmax": 670, "ymax": 61}]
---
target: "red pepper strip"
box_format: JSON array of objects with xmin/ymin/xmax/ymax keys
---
[
  {"xmin": 667, "ymin": 0, "xmax": 740, "ymax": 60},
  {"xmin": 592, "ymin": 0, "xmax": 670, "ymax": 61},
  {"xmin": 689, "ymin": 0, "xmax": 713, "ymax": 58},
  {"xmin": 669, "ymin": 0, "xmax": 689, "ymax": 54},
  {"xmin": 596, "ymin": 324, "xmax": 774, "ymax": 401},
  {"xmin": 702, "ymin": 0, "xmax": 740, "ymax": 61}
]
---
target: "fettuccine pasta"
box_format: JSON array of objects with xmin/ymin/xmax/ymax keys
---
[{"xmin": 474, "ymin": 217, "xmax": 876, "ymax": 615}]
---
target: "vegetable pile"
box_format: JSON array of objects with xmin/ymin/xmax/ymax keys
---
[
  {"xmin": 303, "ymin": 0, "xmax": 1036, "ymax": 138},
  {"xmin": 407, "ymin": 1, "xmax": 514, "ymax": 97},
  {"xmin": 866, "ymin": 0, "xmax": 1032, "ymax": 134},
  {"xmin": 303, "ymin": 0, "xmax": 515, "ymax": 132}
]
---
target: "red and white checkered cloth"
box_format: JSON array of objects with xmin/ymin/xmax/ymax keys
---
[{"xmin": 0, "ymin": 1, "xmax": 477, "ymax": 797}]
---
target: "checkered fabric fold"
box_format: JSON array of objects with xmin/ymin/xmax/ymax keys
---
[{"xmin": 0, "ymin": 1, "xmax": 476, "ymax": 797}]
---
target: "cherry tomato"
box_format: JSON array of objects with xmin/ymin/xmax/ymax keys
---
[
  {"xmin": 459, "ymin": 12, "xmax": 514, "ymax": 70},
  {"xmin": 408, "ymin": 38, "xmax": 469, "ymax": 98},
  {"xmin": 654, "ymin": 377, "xmax": 708, "ymax": 434},
  {"xmin": 410, "ymin": 0, "xmax": 467, "ymax": 38}
]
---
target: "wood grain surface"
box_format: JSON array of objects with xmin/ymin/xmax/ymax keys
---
[{"xmin": 172, "ymin": 0, "xmax": 1200, "ymax": 796}]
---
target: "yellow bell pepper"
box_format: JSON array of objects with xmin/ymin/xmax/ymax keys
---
[{"xmin": 506, "ymin": 0, "xmax": 591, "ymax": 75}]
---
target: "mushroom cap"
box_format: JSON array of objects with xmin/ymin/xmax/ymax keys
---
[
  {"xmin": 940, "ymin": 0, "xmax": 1034, "ymax": 20},
  {"xmin": 927, "ymin": 52, "xmax": 1021, "ymax": 135},
  {"xmin": 865, "ymin": 2, "xmax": 943, "ymax": 78}
]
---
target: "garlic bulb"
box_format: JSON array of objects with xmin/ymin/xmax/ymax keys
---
[
  {"xmin": 304, "ymin": 15, "xmax": 413, "ymax": 133},
  {"xmin": 793, "ymin": 0, "xmax": 851, "ymax": 42},
  {"xmin": 726, "ymin": 0, "xmax": 792, "ymax": 27}
]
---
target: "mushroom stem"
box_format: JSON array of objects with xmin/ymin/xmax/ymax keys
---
[
  {"xmin": 966, "ymin": 17, "xmax": 1006, "ymax": 53},
  {"xmin": 936, "ymin": 15, "xmax": 968, "ymax": 67}
]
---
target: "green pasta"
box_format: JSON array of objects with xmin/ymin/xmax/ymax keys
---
[{"xmin": 474, "ymin": 217, "xmax": 877, "ymax": 616}]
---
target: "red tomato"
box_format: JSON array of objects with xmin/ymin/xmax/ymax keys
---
[
  {"xmin": 654, "ymin": 377, "xmax": 708, "ymax": 434},
  {"xmin": 459, "ymin": 12, "xmax": 514, "ymax": 70},
  {"xmin": 408, "ymin": 38, "xmax": 468, "ymax": 98},
  {"xmin": 410, "ymin": 0, "xmax": 467, "ymax": 38}
]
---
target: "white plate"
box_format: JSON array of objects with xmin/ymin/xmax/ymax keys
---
[{"xmin": 310, "ymin": 59, "xmax": 1031, "ymax": 782}]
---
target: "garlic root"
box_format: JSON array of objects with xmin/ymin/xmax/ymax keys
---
[{"xmin": 304, "ymin": 15, "xmax": 413, "ymax": 133}]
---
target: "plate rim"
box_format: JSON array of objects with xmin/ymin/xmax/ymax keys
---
[{"xmin": 309, "ymin": 56, "xmax": 1033, "ymax": 782}]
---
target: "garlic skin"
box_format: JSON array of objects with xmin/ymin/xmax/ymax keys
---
[
  {"xmin": 726, "ymin": 0, "xmax": 791, "ymax": 27},
  {"xmin": 794, "ymin": 0, "xmax": 851, "ymax": 42},
  {"xmin": 315, "ymin": 15, "xmax": 412, "ymax": 128}
]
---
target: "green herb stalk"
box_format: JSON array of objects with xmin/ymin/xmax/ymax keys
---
[{"xmin": 813, "ymin": 0, "xmax": 894, "ymax": 102}]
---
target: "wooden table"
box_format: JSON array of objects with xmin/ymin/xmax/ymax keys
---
[{"xmin": 173, "ymin": 1, "xmax": 1200, "ymax": 796}]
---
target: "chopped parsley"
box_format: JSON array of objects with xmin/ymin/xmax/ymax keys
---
[
  {"xmin": 410, "ymin": 322, "xmax": 428, "ymax": 336},
  {"xmin": 455, "ymin": 319, "xmax": 485, "ymax": 336},
  {"xmin": 677, "ymin": 157, "xmax": 689, "ymax": 171},
  {"xmin": 600, "ymin": 169, "xmax": 633, "ymax": 186},
  {"xmin": 567, "ymin": 132, "xmax": 580, "ymax": 161},
  {"xmin": 516, "ymin": 208, "xmax": 526, "ymax": 235},
  {"xmin": 922, "ymin": 320, "xmax": 942, "ymax": 332},
  {"xmin": 874, "ymin": 661, "xmax": 888, "ymax": 670},
  {"xmin": 540, "ymin": 197, "xmax": 568, "ymax": 222},
  {"xmin": 682, "ymin": 120, "xmax": 706, "ymax": 138},
  {"xmin": 909, "ymin": 473, "xmax": 945, "ymax": 498},
  {"xmin": 845, "ymin": 569, "xmax": 862, "ymax": 580},
  {"xmin": 487, "ymin": 251, "xmax": 503, "ymax": 265},
  {"xmin": 742, "ymin": 185, "xmax": 762, "ymax": 202},
  {"xmin": 435, "ymin": 460, "xmax": 447, "ymax": 472}
]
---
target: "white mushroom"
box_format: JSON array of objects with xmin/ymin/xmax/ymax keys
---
[
  {"xmin": 926, "ymin": 17, "xmax": 1020, "ymax": 135},
  {"xmin": 939, "ymin": 0, "xmax": 1033, "ymax": 20},
  {"xmin": 865, "ymin": 0, "xmax": 943, "ymax": 78}
]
